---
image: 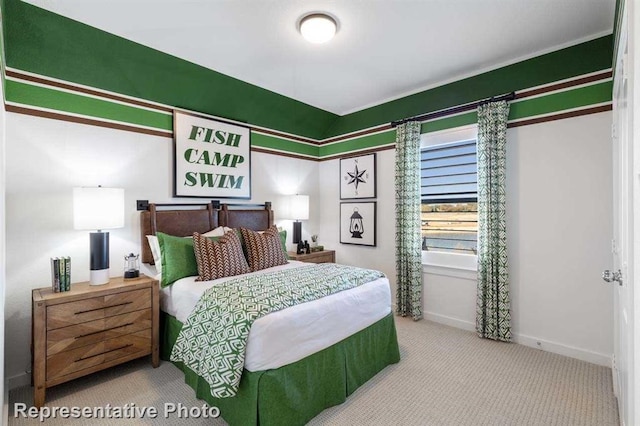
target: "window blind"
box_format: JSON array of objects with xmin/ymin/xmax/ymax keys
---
[{"xmin": 421, "ymin": 139, "xmax": 477, "ymax": 203}]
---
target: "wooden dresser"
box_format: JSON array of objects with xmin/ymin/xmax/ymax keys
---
[
  {"xmin": 31, "ymin": 275, "xmax": 159, "ymax": 407},
  {"xmin": 288, "ymin": 249, "xmax": 335, "ymax": 264}
]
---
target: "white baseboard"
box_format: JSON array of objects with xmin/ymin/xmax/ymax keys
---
[
  {"xmin": 512, "ymin": 333, "xmax": 611, "ymax": 367},
  {"xmin": 7, "ymin": 372, "xmax": 30, "ymax": 390},
  {"xmin": 424, "ymin": 311, "xmax": 612, "ymax": 367},
  {"xmin": 424, "ymin": 311, "xmax": 475, "ymax": 331}
]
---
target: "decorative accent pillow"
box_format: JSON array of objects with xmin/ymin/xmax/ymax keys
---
[
  {"xmin": 239, "ymin": 228, "xmax": 288, "ymax": 259},
  {"xmin": 240, "ymin": 226, "xmax": 289, "ymax": 272},
  {"xmin": 157, "ymin": 232, "xmax": 201, "ymax": 287},
  {"xmin": 192, "ymin": 230, "xmax": 250, "ymax": 281},
  {"xmin": 261, "ymin": 228, "xmax": 288, "ymax": 260}
]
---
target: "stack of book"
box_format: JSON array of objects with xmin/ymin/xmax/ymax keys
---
[{"xmin": 51, "ymin": 257, "xmax": 71, "ymax": 292}]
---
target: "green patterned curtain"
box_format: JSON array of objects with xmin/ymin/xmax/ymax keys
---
[
  {"xmin": 395, "ymin": 121, "xmax": 423, "ymax": 320},
  {"xmin": 476, "ymin": 100, "xmax": 511, "ymax": 342}
]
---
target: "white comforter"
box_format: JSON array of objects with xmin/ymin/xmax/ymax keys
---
[{"xmin": 160, "ymin": 261, "xmax": 391, "ymax": 371}]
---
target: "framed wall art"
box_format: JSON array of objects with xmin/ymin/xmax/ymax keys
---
[
  {"xmin": 173, "ymin": 110, "xmax": 251, "ymax": 199},
  {"xmin": 340, "ymin": 201, "xmax": 376, "ymax": 247},
  {"xmin": 340, "ymin": 153, "xmax": 376, "ymax": 199}
]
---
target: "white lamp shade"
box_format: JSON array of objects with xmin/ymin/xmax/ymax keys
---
[
  {"xmin": 290, "ymin": 195, "xmax": 309, "ymax": 220},
  {"xmin": 300, "ymin": 14, "xmax": 337, "ymax": 44},
  {"xmin": 73, "ymin": 187, "xmax": 125, "ymax": 230}
]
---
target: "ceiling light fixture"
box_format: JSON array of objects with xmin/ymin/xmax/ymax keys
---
[{"xmin": 299, "ymin": 13, "xmax": 337, "ymax": 44}]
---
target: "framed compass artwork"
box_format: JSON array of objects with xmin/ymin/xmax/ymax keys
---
[{"xmin": 340, "ymin": 153, "xmax": 376, "ymax": 199}]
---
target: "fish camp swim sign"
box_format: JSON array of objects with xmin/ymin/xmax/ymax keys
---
[{"xmin": 174, "ymin": 111, "xmax": 251, "ymax": 199}]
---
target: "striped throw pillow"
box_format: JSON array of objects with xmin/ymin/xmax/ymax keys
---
[
  {"xmin": 192, "ymin": 230, "xmax": 250, "ymax": 281},
  {"xmin": 240, "ymin": 226, "xmax": 289, "ymax": 272}
]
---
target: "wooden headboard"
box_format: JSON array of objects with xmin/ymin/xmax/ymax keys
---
[{"xmin": 140, "ymin": 201, "xmax": 274, "ymax": 264}]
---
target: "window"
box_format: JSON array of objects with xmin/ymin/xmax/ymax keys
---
[{"xmin": 421, "ymin": 139, "xmax": 478, "ymax": 254}]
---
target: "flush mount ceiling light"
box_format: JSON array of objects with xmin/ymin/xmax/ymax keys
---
[{"xmin": 299, "ymin": 13, "xmax": 337, "ymax": 44}]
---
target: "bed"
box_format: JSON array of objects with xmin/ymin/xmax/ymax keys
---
[{"xmin": 140, "ymin": 201, "xmax": 400, "ymax": 425}]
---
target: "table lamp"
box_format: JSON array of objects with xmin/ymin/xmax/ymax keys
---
[
  {"xmin": 73, "ymin": 186, "xmax": 125, "ymax": 285},
  {"xmin": 289, "ymin": 194, "xmax": 309, "ymax": 244}
]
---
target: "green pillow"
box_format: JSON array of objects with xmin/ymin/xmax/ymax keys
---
[
  {"xmin": 279, "ymin": 229, "xmax": 289, "ymax": 259},
  {"xmin": 157, "ymin": 232, "xmax": 221, "ymax": 287}
]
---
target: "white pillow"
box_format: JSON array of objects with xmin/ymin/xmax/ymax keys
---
[
  {"xmin": 146, "ymin": 235, "xmax": 162, "ymax": 275},
  {"xmin": 202, "ymin": 226, "xmax": 233, "ymax": 237}
]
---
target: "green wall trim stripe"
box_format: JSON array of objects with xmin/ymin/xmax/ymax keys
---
[
  {"xmin": 5, "ymin": 79, "xmax": 172, "ymax": 130},
  {"xmin": 252, "ymin": 147, "xmax": 319, "ymax": 162},
  {"xmin": 7, "ymin": 67, "xmax": 325, "ymax": 146},
  {"xmin": 421, "ymin": 112, "xmax": 478, "ymax": 134},
  {"xmin": 5, "ymin": 66, "xmax": 612, "ymax": 161},
  {"xmin": 510, "ymin": 81, "xmax": 613, "ymax": 120},
  {"xmin": 318, "ymin": 103, "xmax": 611, "ymax": 161},
  {"xmin": 6, "ymin": 67, "xmax": 174, "ymax": 113},
  {"xmin": 318, "ymin": 130, "xmax": 396, "ymax": 158},
  {"xmin": 320, "ymin": 145, "xmax": 396, "ymax": 162},
  {"xmin": 251, "ymin": 132, "xmax": 319, "ymax": 157},
  {"xmin": 5, "ymin": 103, "xmax": 173, "ymax": 137},
  {"xmin": 515, "ymin": 70, "xmax": 611, "ymax": 99},
  {"xmin": 4, "ymin": 73, "xmax": 612, "ymax": 160},
  {"xmin": 319, "ymin": 85, "xmax": 613, "ymax": 159}
]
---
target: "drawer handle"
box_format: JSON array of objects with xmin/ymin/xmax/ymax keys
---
[
  {"xmin": 76, "ymin": 344, "xmax": 133, "ymax": 362},
  {"xmin": 74, "ymin": 301, "xmax": 133, "ymax": 316},
  {"xmin": 75, "ymin": 322, "xmax": 134, "ymax": 339}
]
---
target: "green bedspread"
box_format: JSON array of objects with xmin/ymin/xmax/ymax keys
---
[{"xmin": 170, "ymin": 263, "xmax": 385, "ymax": 398}]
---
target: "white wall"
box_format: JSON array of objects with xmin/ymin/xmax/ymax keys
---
[
  {"xmin": 320, "ymin": 112, "xmax": 614, "ymax": 366},
  {"xmin": 318, "ymin": 149, "xmax": 398, "ymax": 292},
  {"xmin": 507, "ymin": 112, "xmax": 613, "ymax": 364},
  {"xmin": 3, "ymin": 113, "xmax": 319, "ymax": 386}
]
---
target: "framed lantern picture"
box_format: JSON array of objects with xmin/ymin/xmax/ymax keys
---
[
  {"xmin": 340, "ymin": 153, "xmax": 376, "ymax": 199},
  {"xmin": 340, "ymin": 201, "xmax": 376, "ymax": 247},
  {"xmin": 173, "ymin": 110, "xmax": 251, "ymax": 199}
]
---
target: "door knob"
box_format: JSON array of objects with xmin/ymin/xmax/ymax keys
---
[{"xmin": 602, "ymin": 269, "xmax": 623, "ymax": 285}]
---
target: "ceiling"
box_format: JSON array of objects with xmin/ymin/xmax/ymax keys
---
[{"xmin": 24, "ymin": 0, "xmax": 615, "ymax": 115}]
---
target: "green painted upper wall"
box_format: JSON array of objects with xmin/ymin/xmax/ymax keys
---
[
  {"xmin": 4, "ymin": 0, "xmax": 613, "ymax": 141},
  {"xmin": 3, "ymin": 0, "xmax": 338, "ymax": 140},
  {"xmin": 325, "ymin": 36, "xmax": 613, "ymax": 138}
]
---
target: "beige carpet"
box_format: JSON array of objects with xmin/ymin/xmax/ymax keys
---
[{"xmin": 9, "ymin": 318, "xmax": 619, "ymax": 425}]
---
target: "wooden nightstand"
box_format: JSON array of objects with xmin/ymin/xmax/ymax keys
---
[
  {"xmin": 31, "ymin": 275, "xmax": 159, "ymax": 407},
  {"xmin": 288, "ymin": 250, "xmax": 336, "ymax": 264}
]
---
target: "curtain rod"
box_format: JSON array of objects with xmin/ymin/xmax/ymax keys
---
[{"xmin": 390, "ymin": 91, "xmax": 516, "ymax": 128}]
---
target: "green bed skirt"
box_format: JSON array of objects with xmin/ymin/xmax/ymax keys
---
[{"xmin": 161, "ymin": 312, "xmax": 400, "ymax": 426}]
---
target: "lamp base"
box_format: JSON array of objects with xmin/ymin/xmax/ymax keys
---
[
  {"xmin": 293, "ymin": 221, "xmax": 302, "ymax": 244},
  {"xmin": 89, "ymin": 231, "xmax": 110, "ymax": 285},
  {"xmin": 90, "ymin": 269, "xmax": 110, "ymax": 285}
]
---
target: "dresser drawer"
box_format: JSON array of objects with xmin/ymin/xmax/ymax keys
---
[
  {"xmin": 46, "ymin": 329, "xmax": 151, "ymax": 381},
  {"xmin": 47, "ymin": 309, "xmax": 152, "ymax": 356},
  {"xmin": 46, "ymin": 289, "xmax": 151, "ymax": 330}
]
